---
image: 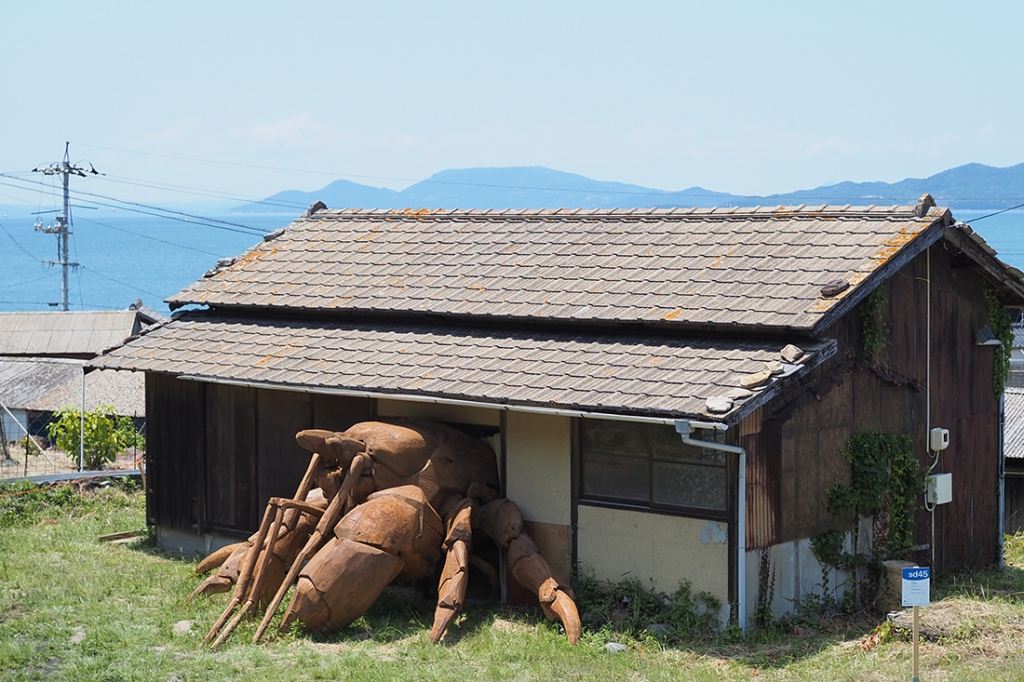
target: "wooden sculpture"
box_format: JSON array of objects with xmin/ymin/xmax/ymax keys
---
[{"xmin": 193, "ymin": 418, "xmax": 581, "ymax": 646}]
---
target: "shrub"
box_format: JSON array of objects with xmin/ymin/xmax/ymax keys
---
[
  {"xmin": 0, "ymin": 480, "xmax": 78, "ymax": 527},
  {"xmin": 46, "ymin": 405, "xmax": 142, "ymax": 470}
]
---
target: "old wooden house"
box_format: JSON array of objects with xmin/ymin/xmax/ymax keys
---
[{"xmin": 91, "ymin": 198, "xmax": 1024, "ymax": 627}]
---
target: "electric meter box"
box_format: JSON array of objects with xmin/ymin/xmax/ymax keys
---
[
  {"xmin": 926, "ymin": 473, "xmax": 953, "ymax": 505},
  {"xmin": 930, "ymin": 427, "xmax": 950, "ymax": 451}
]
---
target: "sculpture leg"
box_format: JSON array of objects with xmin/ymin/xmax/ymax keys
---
[
  {"xmin": 476, "ymin": 498, "xmax": 581, "ymax": 644},
  {"xmin": 430, "ymin": 500, "xmax": 473, "ymax": 643},
  {"xmin": 189, "ymin": 542, "xmax": 247, "ymax": 602},
  {"xmin": 280, "ymin": 537, "xmax": 404, "ymax": 633},
  {"xmin": 253, "ymin": 452, "xmax": 372, "ymax": 643},
  {"xmin": 280, "ymin": 485, "xmax": 444, "ymax": 635}
]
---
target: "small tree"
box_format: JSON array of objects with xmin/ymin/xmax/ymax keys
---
[{"xmin": 46, "ymin": 405, "xmax": 141, "ymax": 470}]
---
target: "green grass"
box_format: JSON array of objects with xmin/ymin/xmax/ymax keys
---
[{"xmin": 2, "ymin": 486, "xmax": 1024, "ymax": 681}]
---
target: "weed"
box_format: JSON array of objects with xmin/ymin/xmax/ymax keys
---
[{"xmin": 572, "ymin": 569, "xmax": 721, "ymax": 643}]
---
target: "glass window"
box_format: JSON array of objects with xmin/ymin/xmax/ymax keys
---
[{"xmin": 581, "ymin": 419, "xmax": 727, "ymax": 516}]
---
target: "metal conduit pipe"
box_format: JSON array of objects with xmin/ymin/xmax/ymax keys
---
[{"xmin": 676, "ymin": 420, "xmax": 747, "ymax": 633}]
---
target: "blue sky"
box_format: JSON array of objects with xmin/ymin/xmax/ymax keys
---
[{"xmin": 2, "ymin": 1, "xmax": 1023, "ymax": 203}]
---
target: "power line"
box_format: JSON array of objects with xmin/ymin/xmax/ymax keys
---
[
  {"xmin": 6, "ymin": 272, "xmax": 60, "ymax": 289},
  {"xmin": 78, "ymin": 265, "xmax": 163, "ymax": 299},
  {"xmin": 75, "ymin": 216, "xmax": 223, "ymax": 256},
  {"xmin": 0, "ymin": 299, "xmax": 127, "ymax": 310},
  {"xmin": 0, "ymin": 177, "xmax": 265, "ymax": 237},
  {"xmin": 0, "ymin": 220, "xmax": 45, "ymax": 262},
  {"xmin": 964, "ymin": 201, "xmax": 1024, "ymax": 223},
  {"xmin": 96, "ymin": 174, "xmax": 310, "ymax": 211}
]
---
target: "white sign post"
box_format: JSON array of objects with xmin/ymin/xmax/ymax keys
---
[{"xmin": 902, "ymin": 566, "xmax": 930, "ymax": 682}]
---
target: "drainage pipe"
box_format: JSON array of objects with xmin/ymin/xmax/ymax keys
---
[{"xmin": 676, "ymin": 420, "xmax": 747, "ymax": 633}]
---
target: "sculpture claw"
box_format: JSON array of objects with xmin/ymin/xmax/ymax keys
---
[{"xmin": 547, "ymin": 591, "xmax": 582, "ymax": 644}]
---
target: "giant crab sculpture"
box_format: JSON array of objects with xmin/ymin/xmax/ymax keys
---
[{"xmin": 192, "ymin": 418, "xmax": 581, "ymax": 646}]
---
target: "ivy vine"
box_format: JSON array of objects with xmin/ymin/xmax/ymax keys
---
[
  {"xmin": 860, "ymin": 287, "xmax": 890, "ymax": 368},
  {"xmin": 984, "ymin": 286, "xmax": 1013, "ymax": 397},
  {"xmin": 826, "ymin": 431, "xmax": 923, "ymax": 559}
]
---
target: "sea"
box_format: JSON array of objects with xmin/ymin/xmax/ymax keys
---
[{"xmin": 1, "ymin": 207, "xmax": 1023, "ymax": 315}]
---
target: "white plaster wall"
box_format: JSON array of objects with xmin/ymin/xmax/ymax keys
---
[
  {"xmin": 376, "ymin": 399, "xmax": 500, "ymax": 426},
  {"xmin": 505, "ymin": 411, "xmax": 571, "ymax": 526},
  {"xmin": 744, "ymin": 533, "xmax": 852, "ymax": 622},
  {"xmin": 2, "ymin": 408, "xmax": 28, "ymax": 446},
  {"xmin": 577, "ymin": 505, "xmax": 730, "ymax": 612}
]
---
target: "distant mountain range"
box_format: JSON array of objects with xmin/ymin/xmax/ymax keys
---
[{"xmin": 233, "ymin": 162, "xmax": 1024, "ymax": 214}]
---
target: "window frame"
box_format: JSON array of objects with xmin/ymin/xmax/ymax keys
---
[{"xmin": 577, "ymin": 417, "xmax": 731, "ymax": 522}]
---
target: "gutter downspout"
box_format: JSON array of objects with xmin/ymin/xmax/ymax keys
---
[
  {"xmin": 999, "ymin": 392, "xmax": 1006, "ymax": 567},
  {"xmin": 676, "ymin": 419, "xmax": 746, "ymax": 633}
]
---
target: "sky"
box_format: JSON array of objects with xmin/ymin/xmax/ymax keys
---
[{"xmin": 2, "ymin": 1, "xmax": 1023, "ymax": 205}]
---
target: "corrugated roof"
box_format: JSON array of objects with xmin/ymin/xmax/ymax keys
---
[
  {"xmin": 90, "ymin": 311, "xmax": 833, "ymax": 423},
  {"xmin": 0, "ymin": 358, "xmax": 144, "ymax": 416},
  {"xmin": 1005, "ymin": 387, "xmax": 1024, "ymax": 459},
  {"xmin": 0, "ymin": 358, "xmax": 81, "ymax": 408},
  {"xmin": 27, "ymin": 369, "xmax": 145, "ymax": 416},
  {"xmin": 170, "ymin": 206, "xmax": 952, "ymax": 334},
  {"xmin": 0, "ymin": 311, "xmax": 140, "ymax": 357}
]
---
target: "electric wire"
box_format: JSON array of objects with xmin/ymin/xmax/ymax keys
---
[
  {"xmin": 0, "ymin": 220, "xmax": 44, "ymax": 262},
  {"xmin": 964, "ymin": 201, "xmax": 1024, "ymax": 224},
  {"xmin": 75, "ymin": 216, "xmax": 223, "ymax": 257},
  {"xmin": 0, "ymin": 177, "xmax": 265, "ymax": 236},
  {"xmin": 7, "ymin": 272, "xmax": 58, "ymax": 289},
  {"xmin": 66, "ymin": 143, "xmax": 1024, "ymax": 203},
  {"xmin": 78, "ymin": 265, "xmax": 163, "ymax": 299},
  {"xmin": 95, "ymin": 174, "xmax": 311, "ymax": 211}
]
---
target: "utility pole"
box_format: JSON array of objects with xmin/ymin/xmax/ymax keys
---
[{"xmin": 32, "ymin": 142, "xmax": 99, "ymax": 311}]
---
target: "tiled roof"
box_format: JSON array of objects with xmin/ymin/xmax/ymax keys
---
[
  {"xmin": 0, "ymin": 311, "xmax": 140, "ymax": 357},
  {"xmin": 90, "ymin": 312, "xmax": 834, "ymax": 423},
  {"xmin": 170, "ymin": 206, "xmax": 954, "ymax": 334},
  {"xmin": 0, "ymin": 358, "xmax": 144, "ymax": 416},
  {"xmin": 1005, "ymin": 387, "xmax": 1024, "ymax": 459}
]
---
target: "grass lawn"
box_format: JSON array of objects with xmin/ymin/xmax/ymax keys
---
[{"xmin": 2, "ymin": 483, "xmax": 1024, "ymax": 681}]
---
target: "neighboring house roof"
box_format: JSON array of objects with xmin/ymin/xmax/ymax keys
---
[
  {"xmin": 0, "ymin": 358, "xmax": 80, "ymax": 409},
  {"xmin": 0, "ymin": 358, "xmax": 144, "ymax": 417},
  {"xmin": 170, "ymin": 204, "xmax": 1023, "ymax": 336},
  {"xmin": 0, "ymin": 311, "xmax": 140, "ymax": 358},
  {"xmin": 129, "ymin": 299, "xmax": 172, "ymax": 328},
  {"xmin": 89, "ymin": 312, "xmax": 834, "ymax": 422},
  {"xmin": 1005, "ymin": 386, "xmax": 1024, "ymax": 459}
]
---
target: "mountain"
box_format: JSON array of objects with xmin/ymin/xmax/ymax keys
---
[
  {"xmin": 231, "ymin": 166, "xmax": 732, "ymax": 213},
  {"xmin": 750, "ymin": 162, "xmax": 1024, "ymax": 210},
  {"xmin": 246, "ymin": 179, "xmax": 400, "ymax": 213},
  {"xmin": 231, "ymin": 162, "xmax": 1024, "ymax": 214}
]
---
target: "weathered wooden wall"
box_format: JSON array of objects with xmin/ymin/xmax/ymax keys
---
[
  {"xmin": 146, "ymin": 374, "xmax": 204, "ymax": 531},
  {"xmin": 751, "ymin": 244, "xmax": 1002, "ymax": 571},
  {"xmin": 146, "ymin": 378, "xmax": 372, "ymax": 537}
]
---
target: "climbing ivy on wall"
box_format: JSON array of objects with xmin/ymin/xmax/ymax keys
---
[
  {"xmin": 984, "ymin": 286, "xmax": 1013, "ymax": 397},
  {"xmin": 860, "ymin": 287, "xmax": 890, "ymax": 367},
  {"xmin": 825, "ymin": 431, "xmax": 923, "ymax": 559}
]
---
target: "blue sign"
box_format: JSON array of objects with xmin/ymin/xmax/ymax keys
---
[{"xmin": 902, "ymin": 566, "xmax": 930, "ymax": 607}]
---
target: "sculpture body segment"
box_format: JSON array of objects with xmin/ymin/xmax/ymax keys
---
[{"xmin": 194, "ymin": 418, "xmax": 581, "ymax": 645}]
